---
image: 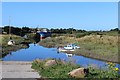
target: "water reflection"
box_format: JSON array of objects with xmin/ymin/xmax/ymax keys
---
[
  {"xmin": 65, "ymin": 53, "xmax": 73, "ymax": 57},
  {"xmin": 9, "ymin": 52, "xmax": 12, "ymax": 55},
  {"xmin": 33, "ymin": 33, "xmax": 41, "ymax": 43},
  {"xmin": 20, "ymin": 42, "xmax": 30, "ymax": 49},
  {"xmin": 25, "ymin": 43, "xmax": 30, "ymax": 48}
]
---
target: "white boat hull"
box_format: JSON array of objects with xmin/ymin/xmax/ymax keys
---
[{"xmin": 58, "ymin": 48, "xmax": 75, "ymax": 52}]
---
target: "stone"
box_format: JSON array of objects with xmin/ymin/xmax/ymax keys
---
[
  {"xmin": 44, "ymin": 60, "xmax": 56, "ymax": 67},
  {"xmin": 34, "ymin": 59, "xmax": 41, "ymax": 63},
  {"xmin": 68, "ymin": 68, "xmax": 89, "ymax": 78}
]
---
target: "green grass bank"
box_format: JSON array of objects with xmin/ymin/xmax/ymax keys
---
[
  {"xmin": 39, "ymin": 32, "xmax": 119, "ymax": 63},
  {"xmin": 32, "ymin": 59, "xmax": 120, "ymax": 79},
  {"xmin": 0, "ymin": 34, "xmax": 35, "ymax": 58}
]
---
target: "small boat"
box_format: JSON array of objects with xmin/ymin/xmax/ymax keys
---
[
  {"xmin": 58, "ymin": 47, "xmax": 75, "ymax": 52},
  {"xmin": 8, "ymin": 40, "xmax": 15, "ymax": 45},
  {"xmin": 64, "ymin": 44, "xmax": 80, "ymax": 50},
  {"xmin": 57, "ymin": 44, "xmax": 80, "ymax": 52}
]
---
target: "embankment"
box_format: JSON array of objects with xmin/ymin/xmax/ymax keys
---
[{"xmin": 39, "ymin": 35, "xmax": 119, "ymax": 63}]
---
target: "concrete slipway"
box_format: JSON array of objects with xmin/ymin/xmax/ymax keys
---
[{"xmin": 1, "ymin": 61, "xmax": 40, "ymax": 79}]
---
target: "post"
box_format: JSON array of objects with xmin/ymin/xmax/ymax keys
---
[{"xmin": 9, "ymin": 16, "xmax": 11, "ymax": 40}]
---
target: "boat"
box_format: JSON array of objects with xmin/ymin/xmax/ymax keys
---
[
  {"xmin": 57, "ymin": 44, "xmax": 80, "ymax": 52},
  {"xmin": 8, "ymin": 40, "xmax": 15, "ymax": 45},
  {"xmin": 64, "ymin": 44, "xmax": 80, "ymax": 50},
  {"xmin": 58, "ymin": 47, "xmax": 75, "ymax": 52},
  {"xmin": 7, "ymin": 16, "xmax": 15, "ymax": 46}
]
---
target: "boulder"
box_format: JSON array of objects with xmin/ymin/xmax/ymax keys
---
[
  {"xmin": 68, "ymin": 68, "xmax": 89, "ymax": 78},
  {"xmin": 44, "ymin": 60, "xmax": 56, "ymax": 67},
  {"xmin": 61, "ymin": 60, "xmax": 66, "ymax": 64},
  {"xmin": 34, "ymin": 58, "xmax": 41, "ymax": 63}
]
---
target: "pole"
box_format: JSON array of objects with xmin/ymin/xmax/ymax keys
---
[{"xmin": 9, "ymin": 16, "xmax": 11, "ymax": 39}]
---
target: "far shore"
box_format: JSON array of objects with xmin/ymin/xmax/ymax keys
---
[
  {"xmin": 40, "ymin": 44, "xmax": 119, "ymax": 64},
  {"xmin": 39, "ymin": 34, "xmax": 119, "ymax": 64}
]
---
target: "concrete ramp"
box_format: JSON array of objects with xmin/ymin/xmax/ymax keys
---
[{"xmin": 1, "ymin": 61, "xmax": 40, "ymax": 78}]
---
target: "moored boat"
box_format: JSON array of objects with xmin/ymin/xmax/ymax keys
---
[
  {"xmin": 57, "ymin": 44, "xmax": 80, "ymax": 52},
  {"xmin": 58, "ymin": 47, "xmax": 75, "ymax": 52}
]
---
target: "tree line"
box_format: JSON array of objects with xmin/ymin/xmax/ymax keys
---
[
  {"xmin": 1, "ymin": 26, "xmax": 119, "ymax": 36},
  {"xmin": 2, "ymin": 26, "xmax": 32, "ymax": 36},
  {"xmin": 50, "ymin": 28, "xmax": 86, "ymax": 34}
]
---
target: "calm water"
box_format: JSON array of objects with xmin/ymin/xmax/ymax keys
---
[{"xmin": 2, "ymin": 44, "xmax": 120, "ymax": 69}]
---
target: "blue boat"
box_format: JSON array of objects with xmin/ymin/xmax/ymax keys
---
[
  {"xmin": 35, "ymin": 31, "xmax": 51, "ymax": 40},
  {"xmin": 39, "ymin": 32, "xmax": 51, "ymax": 39}
]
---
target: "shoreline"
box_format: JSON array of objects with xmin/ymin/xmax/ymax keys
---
[
  {"xmin": 1, "ymin": 44, "xmax": 31, "ymax": 58},
  {"xmin": 2, "ymin": 42, "xmax": 118, "ymax": 64},
  {"xmin": 1, "ymin": 43, "xmax": 29, "ymax": 58},
  {"xmin": 39, "ymin": 43, "xmax": 119, "ymax": 64},
  {"xmin": 1, "ymin": 34, "xmax": 34, "ymax": 59},
  {"xmin": 75, "ymin": 50, "xmax": 119, "ymax": 64}
]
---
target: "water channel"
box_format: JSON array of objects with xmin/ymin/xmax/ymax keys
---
[{"xmin": 2, "ymin": 43, "xmax": 120, "ymax": 69}]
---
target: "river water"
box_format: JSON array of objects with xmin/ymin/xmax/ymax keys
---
[{"xmin": 2, "ymin": 43, "xmax": 120, "ymax": 69}]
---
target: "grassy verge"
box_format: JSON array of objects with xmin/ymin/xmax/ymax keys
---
[
  {"xmin": 32, "ymin": 59, "xmax": 120, "ymax": 79},
  {"xmin": 39, "ymin": 33, "xmax": 119, "ymax": 63},
  {"xmin": 0, "ymin": 34, "xmax": 35, "ymax": 58}
]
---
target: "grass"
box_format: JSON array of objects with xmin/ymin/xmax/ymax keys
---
[
  {"xmin": 1, "ymin": 33, "xmax": 35, "ymax": 46},
  {"xmin": 32, "ymin": 59, "xmax": 120, "ymax": 79},
  {"xmin": 76, "ymin": 35, "xmax": 118, "ymax": 55},
  {"xmin": 1, "ymin": 34, "xmax": 23, "ymax": 46},
  {"xmin": 39, "ymin": 32, "xmax": 118, "ymax": 63},
  {"xmin": 32, "ymin": 59, "xmax": 80, "ymax": 79},
  {"xmin": 1, "ymin": 34, "xmax": 35, "ymax": 58},
  {"xmin": 40, "ymin": 36, "xmax": 70, "ymax": 47}
]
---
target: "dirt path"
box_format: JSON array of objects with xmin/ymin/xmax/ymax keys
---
[{"xmin": 1, "ymin": 61, "xmax": 40, "ymax": 78}]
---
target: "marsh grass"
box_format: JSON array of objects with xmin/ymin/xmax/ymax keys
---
[
  {"xmin": 1, "ymin": 34, "xmax": 24, "ymax": 46},
  {"xmin": 39, "ymin": 34, "xmax": 118, "ymax": 62},
  {"xmin": 40, "ymin": 36, "xmax": 72, "ymax": 47},
  {"xmin": 1, "ymin": 34, "xmax": 34, "ymax": 58},
  {"xmin": 77, "ymin": 35, "xmax": 118, "ymax": 56},
  {"xmin": 40, "ymin": 34, "xmax": 118, "ymax": 56}
]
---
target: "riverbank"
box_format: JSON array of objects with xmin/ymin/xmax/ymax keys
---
[
  {"xmin": 39, "ymin": 34, "xmax": 119, "ymax": 63},
  {"xmin": 0, "ymin": 34, "xmax": 34, "ymax": 58},
  {"xmin": 32, "ymin": 59, "xmax": 119, "ymax": 79}
]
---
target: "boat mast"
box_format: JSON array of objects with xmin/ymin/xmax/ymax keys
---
[{"xmin": 9, "ymin": 16, "xmax": 11, "ymax": 39}]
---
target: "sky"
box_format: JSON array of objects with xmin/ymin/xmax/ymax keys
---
[{"xmin": 2, "ymin": 2, "xmax": 118, "ymax": 30}]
